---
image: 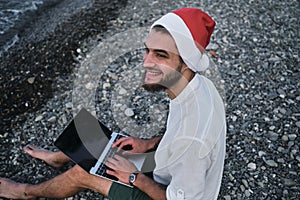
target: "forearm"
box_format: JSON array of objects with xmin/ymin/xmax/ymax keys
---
[
  {"xmin": 146, "ymin": 136, "xmax": 163, "ymax": 152},
  {"xmin": 133, "ymin": 173, "xmax": 167, "ymax": 200}
]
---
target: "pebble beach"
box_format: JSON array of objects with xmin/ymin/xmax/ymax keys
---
[{"xmin": 0, "ymin": 0, "xmax": 299, "ymax": 199}]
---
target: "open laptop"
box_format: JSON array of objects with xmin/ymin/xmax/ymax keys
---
[{"xmin": 54, "ymin": 108, "xmax": 149, "ymax": 187}]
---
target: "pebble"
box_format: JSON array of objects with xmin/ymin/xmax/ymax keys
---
[
  {"xmin": 282, "ymin": 178, "xmax": 297, "ymax": 187},
  {"xmin": 242, "ymin": 179, "xmax": 249, "ymax": 188},
  {"xmin": 223, "ymin": 195, "xmax": 231, "ymax": 200},
  {"xmin": 288, "ymin": 134, "xmax": 297, "ymax": 141},
  {"xmin": 247, "ymin": 162, "xmax": 257, "ymax": 170},
  {"xmin": 124, "ymin": 108, "xmax": 134, "ymax": 117},
  {"xmin": 65, "ymin": 102, "xmax": 73, "ymax": 109},
  {"xmin": 277, "ymin": 88, "xmax": 286, "ymax": 96},
  {"xmin": 27, "ymin": 77, "xmax": 35, "ymax": 84},
  {"xmin": 264, "ymin": 159, "xmax": 278, "ymax": 167},
  {"xmin": 269, "ymin": 125, "xmax": 276, "ymax": 131},
  {"xmin": 85, "ymin": 82, "xmax": 95, "ymax": 90},
  {"xmin": 47, "ymin": 116, "xmax": 57, "ymax": 123},
  {"xmin": 103, "ymin": 82, "xmax": 111, "ymax": 89},
  {"xmin": 268, "ymin": 131, "xmax": 278, "ymax": 141},
  {"xmin": 119, "ymin": 87, "xmax": 127, "ymax": 95},
  {"xmin": 232, "ymin": 115, "xmax": 237, "ymax": 122},
  {"xmin": 35, "ymin": 115, "xmax": 43, "ymax": 122},
  {"xmin": 277, "ymin": 158, "xmax": 285, "ymax": 163},
  {"xmin": 228, "ymin": 173, "xmax": 235, "ymax": 181},
  {"xmin": 281, "ymin": 135, "xmax": 289, "ymax": 141},
  {"xmin": 258, "ymin": 151, "xmax": 266, "ymax": 157},
  {"xmin": 254, "ymin": 94, "xmax": 262, "ymax": 100}
]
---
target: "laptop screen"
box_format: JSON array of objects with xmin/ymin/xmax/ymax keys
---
[{"xmin": 54, "ymin": 108, "xmax": 112, "ymax": 172}]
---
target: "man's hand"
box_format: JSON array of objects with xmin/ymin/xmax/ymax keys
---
[
  {"xmin": 112, "ymin": 137, "xmax": 151, "ymax": 153},
  {"xmin": 112, "ymin": 136, "xmax": 162, "ymax": 153},
  {"xmin": 105, "ymin": 155, "xmax": 138, "ymax": 184}
]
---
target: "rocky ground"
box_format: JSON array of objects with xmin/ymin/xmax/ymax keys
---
[{"xmin": 0, "ymin": 0, "xmax": 299, "ymax": 199}]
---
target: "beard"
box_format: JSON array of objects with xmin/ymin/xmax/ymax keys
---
[{"xmin": 142, "ymin": 63, "xmax": 183, "ymax": 92}]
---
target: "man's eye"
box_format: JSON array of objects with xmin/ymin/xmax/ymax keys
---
[{"xmin": 157, "ymin": 54, "xmax": 167, "ymax": 58}]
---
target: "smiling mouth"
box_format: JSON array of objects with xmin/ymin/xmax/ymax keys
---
[
  {"xmin": 147, "ymin": 70, "xmax": 162, "ymax": 76},
  {"xmin": 144, "ymin": 69, "xmax": 163, "ymax": 83}
]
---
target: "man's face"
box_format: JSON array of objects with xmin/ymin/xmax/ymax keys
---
[{"xmin": 142, "ymin": 29, "xmax": 183, "ymax": 92}]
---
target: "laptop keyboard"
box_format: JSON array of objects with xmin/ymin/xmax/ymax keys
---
[{"xmin": 95, "ymin": 133, "xmax": 124, "ymax": 179}]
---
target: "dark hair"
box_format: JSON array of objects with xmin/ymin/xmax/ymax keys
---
[{"xmin": 152, "ymin": 25, "xmax": 171, "ymax": 35}]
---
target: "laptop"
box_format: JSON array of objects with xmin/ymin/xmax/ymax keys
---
[{"xmin": 54, "ymin": 108, "xmax": 150, "ymax": 187}]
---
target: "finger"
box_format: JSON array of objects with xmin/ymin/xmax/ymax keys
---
[
  {"xmin": 117, "ymin": 140, "xmax": 132, "ymax": 152},
  {"xmin": 112, "ymin": 137, "xmax": 127, "ymax": 148},
  {"xmin": 110, "ymin": 155, "xmax": 126, "ymax": 164},
  {"xmin": 106, "ymin": 162, "xmax": 118, "ymax": 172},
  {"xmin": 106, "ymin": 169, "xmax": 117, "ymax": 177},
  {"xmin": 113, "ymin": 154, "xmax": 125, "ymax": 161},
  {"xmin": 106, "ymin": 157, "xmax": 118, "ymax": 165}
]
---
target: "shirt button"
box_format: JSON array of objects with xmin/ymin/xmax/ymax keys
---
[{"xmin": 177, "ymin": 189, "xmax": 184, "ymax": 199}]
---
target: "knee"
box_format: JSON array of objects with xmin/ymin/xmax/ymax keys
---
[{"xmin": 65, "ymin": 165, "xmax": 89, "ymax": 185}]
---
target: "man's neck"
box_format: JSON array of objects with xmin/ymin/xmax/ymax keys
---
[{"xmin": 165, "ymin": 70, "xmax": 195, "ymax": 99}]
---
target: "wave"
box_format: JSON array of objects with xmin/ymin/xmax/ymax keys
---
[
  {"xmin": 0, "ymin": 0, "xmax": 44, "ymax": 54},
  {"xmin": 0, "ymin": 1, "xmax": 44, "ymax": 33}
]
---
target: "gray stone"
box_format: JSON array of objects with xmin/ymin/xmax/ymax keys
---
[
  {"xmin": 119, "ymin": 87, "xmax": 127, "ymax": 95},
  {"xmin": 281, "ymin": 135, "xmax": 289, "ymax": 141},
  {"xmin": 288, "ymin": 134, "xmax": 297, "ymax": 141},
  {"xmin": 245, "ymin": 190, "xmax": 251, "ymax": 197},
  {"xmin": 258, "ymin": 151, "xmax": 266, "ymax": 157},
  {"xmin": 282, "ymin": 178, "xmax": 297, "ymax": 187},
  {"xmin": 242, "ymin": 179, "xmax": 249, "ymax": 188},
  {"xmin": 247, "ymin": 162, "xmax": 257, "ymax": 170},
  {"xmin": 27, "ymin": 77, "xmax": 35, "ymax": 84},
  {"xmin": 223, "ymin": 195, "xmax": 231, "ymax": 200},
  {"xmin": 264, "ymin": 159, "xmax": 278, "ymax": 167},
  {"xmin": 35, "ymin": 115, "xmax": 43, "ymax": 122},
  {"xmin": 47, "ymin": 116, "xmax": 57, "ymax": 123},
  {"xmin": 65, "ymin": 102, "xmax": 73, "ymax": 109},
  {"xmin": 124, "ymin": 108, "xmax": 134, "ymax": 117}
]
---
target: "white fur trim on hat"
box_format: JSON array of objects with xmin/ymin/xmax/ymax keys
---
[{"xmin": 151, "ymin": 13, "xmax": 209, "ymax": 72}]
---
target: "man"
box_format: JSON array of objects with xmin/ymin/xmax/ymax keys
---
[{"xmin": 0, "ymin": 8, "xmax": 226, "ymax": 200}]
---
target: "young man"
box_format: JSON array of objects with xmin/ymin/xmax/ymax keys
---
[{"xmin": 0, "ymin": 8, "xmax": 226, "ymax": 200}]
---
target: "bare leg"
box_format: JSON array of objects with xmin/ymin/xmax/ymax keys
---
[
  {"xmin": 0, "ymin": 165, "xmax": 112, "ymax": 199},
  {"xmin": 23, "ymin": 145, "xmax": 70, "ymax": 168}
]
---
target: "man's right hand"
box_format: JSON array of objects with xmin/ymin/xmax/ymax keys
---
[{"xmin": 112, "ymin": 137, "xmax": 152, "ymax": 153}]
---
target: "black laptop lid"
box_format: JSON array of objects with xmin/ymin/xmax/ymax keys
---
[{"xmin": 54, "ymin": 108, "xmax": 112, "ymax": 172}]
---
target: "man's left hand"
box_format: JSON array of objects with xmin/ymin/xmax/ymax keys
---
[{"xmin": 105, "ymin": 155, "xmax": 138, "ymax": 184}]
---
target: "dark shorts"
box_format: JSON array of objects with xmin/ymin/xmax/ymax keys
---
[{"xmin": 108, "ymin": 182, "xmax": 152, "ymax": 200}]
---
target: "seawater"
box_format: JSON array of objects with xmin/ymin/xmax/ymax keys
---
[{"xmin": 0, "ymin": 0, "xmax": 61, "ymax": 56}]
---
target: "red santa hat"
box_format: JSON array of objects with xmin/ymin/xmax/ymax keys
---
[{"xmin": 151, "ymin": 8, "xmax": 215, "ymax": 72}]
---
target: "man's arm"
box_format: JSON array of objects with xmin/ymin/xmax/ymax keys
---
[{"xmin": 133, "ymin": 173, "xmax": 167, "ymax": 200}]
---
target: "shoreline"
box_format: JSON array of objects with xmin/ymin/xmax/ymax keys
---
[{"xmin": 0, "ymin": 0, "xmax": 128, "ymax": 131}]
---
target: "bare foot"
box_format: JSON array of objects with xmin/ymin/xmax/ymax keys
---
[
  {"xmin": 23, "ymin": 145, "xmax": 70, "ymax": 168},
  {"xmin": 0, "ymin": 178, "xmax": 35, "ymax": 199}
]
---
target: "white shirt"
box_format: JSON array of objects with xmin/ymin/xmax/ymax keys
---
[{"xmin": 153, "ymin": 74, "xmax": 226, "ymax": 200}]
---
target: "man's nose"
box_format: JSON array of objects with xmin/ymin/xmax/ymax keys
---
[{"xmin": 143, "ymin": 52, "xmax": 155, "ymax": 68}]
